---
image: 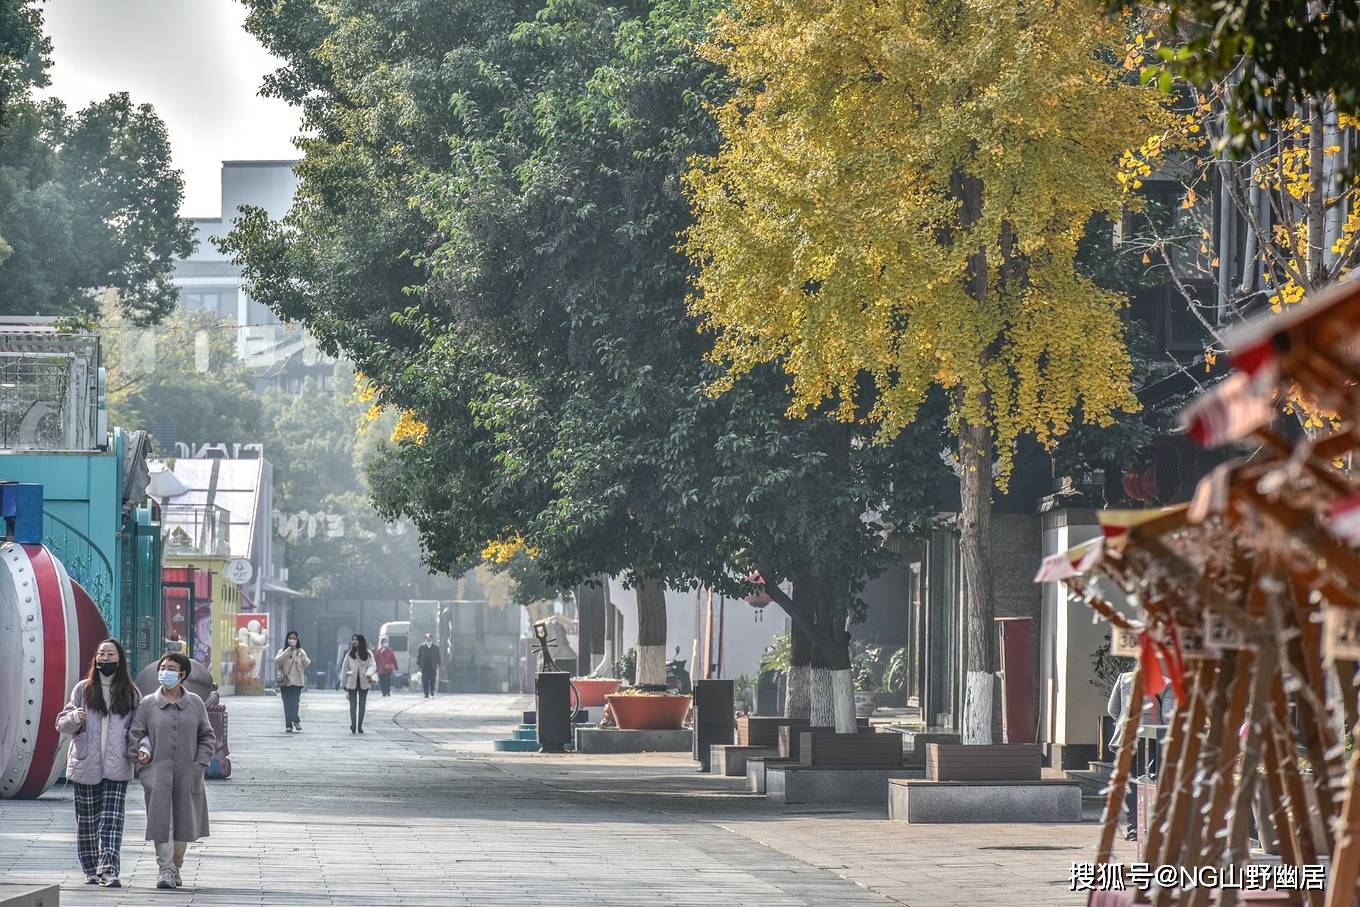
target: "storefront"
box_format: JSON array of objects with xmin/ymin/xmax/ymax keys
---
[{"xmin": 162, "ymin": 560, "xmax": 240, "ymax": 695}]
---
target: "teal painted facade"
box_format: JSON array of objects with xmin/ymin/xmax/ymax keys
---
[{"xmin": 0, "ymin": 429, "xmax": 162, "ymax": 672}]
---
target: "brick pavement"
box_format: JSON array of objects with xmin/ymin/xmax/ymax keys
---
[{"xmin": 0, "ymin": 691, "xmax": 1123, "ymax": 905}]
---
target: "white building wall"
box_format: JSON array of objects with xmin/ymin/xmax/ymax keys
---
[
  {"xmin": 1038, "ymin": 511, "xmax": 1136, "ymax": 766},
  {"xmin": 610, "ymin": 578, "xmax": 782, "ymax": 681}
]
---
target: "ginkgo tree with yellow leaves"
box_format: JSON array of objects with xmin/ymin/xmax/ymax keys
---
[{"xmin": 686, "ymin": 0, "xmax": 1170, "ymax": 741}]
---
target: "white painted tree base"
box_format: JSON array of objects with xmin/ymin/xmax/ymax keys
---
[
  {"xmin": 831, "ymin": 668, "xmax": 856, "ymax": 733},
  {"xmin": 636, "ymin": 644, "xmax": 667, "ymax": 687},
  {"xmin": 786, "ymin": 665, "xmax": 811, "ymax": 720},
  {"xmin": 963, "ymin": 671, "xmax": 995, "ymax": 745}
]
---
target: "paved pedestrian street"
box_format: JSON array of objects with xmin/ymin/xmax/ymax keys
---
[{"xmin": 1, "ymin": 692, "xmax": 1120, "ymax": 906}]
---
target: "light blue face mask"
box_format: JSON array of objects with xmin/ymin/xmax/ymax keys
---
[{"xmin": 159, "ymin": 669, "xmax": 182, "ymax": 689}]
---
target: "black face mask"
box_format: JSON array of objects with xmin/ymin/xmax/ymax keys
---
[{"xmin": 96, "ymin": 663, "xmax": 119, "ymax": 677}]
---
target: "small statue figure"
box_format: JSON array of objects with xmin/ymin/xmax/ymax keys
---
[{"xmin": 235, "ymin": 618, "xmax": 268, "ymax": 692}]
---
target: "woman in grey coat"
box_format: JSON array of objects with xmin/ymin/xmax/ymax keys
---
[{"xmin": 127, "ymin": 652, "xmax": 215, "ymax": 890}]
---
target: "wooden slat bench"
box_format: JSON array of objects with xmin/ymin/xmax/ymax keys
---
[
  {"xmin": 900, "ymin": 732, "xmax": 961, "ymax": 768},
  {"xmin": 798, "ymin": 729, "xmax": 904, "ymax": 768},
  {"xmin": 778, "ymin": 724, "xmax": 830, "ymax": 759},
  {"xmin": 925, "ymin": 743, "xmax": 1041, "ymax": 782},
  {"xmin": 737, "ymin": 716, "xmax": 810, "ymax": 747}
]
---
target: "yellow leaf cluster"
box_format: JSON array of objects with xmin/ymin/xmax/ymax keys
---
[
  {"xmin": 351, "ymin": 373, "xmax": 385, "ymax": 428},
  {"xmin": 481, "ymin": 535, "xmax": 539, "ymax": 565},
  {"xmin": 685, "ymin": 0, "xmax": 1170, "ymax": 479},
  {"xmin": 390, "ymin": 410, "xmax": 429, "ymax": 446}
]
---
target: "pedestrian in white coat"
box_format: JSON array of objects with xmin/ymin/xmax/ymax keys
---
[
  {"xmin": 274, "ymin": 630, "xmax": 311, "ymax": 732},
  {"xmin": 338, "ymin": 633, "xmax": 378, "ymax": 734},
  {"xmin": 56, "ymin": 638, "xmax": 140, "ymax": 888}
]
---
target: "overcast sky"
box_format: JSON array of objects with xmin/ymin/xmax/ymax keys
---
[{"xmin": 41, "ymin": 0, "xmax": 301, "ymax": 217}]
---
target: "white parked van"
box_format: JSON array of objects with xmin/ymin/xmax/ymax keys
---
[{"xmin": 377, "ymin": 620, "xmax": 411, "ymax": 688}]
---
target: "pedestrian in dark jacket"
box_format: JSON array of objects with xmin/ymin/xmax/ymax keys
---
[
  {"xmin": 416, "ymin": 634, "xmax": 439, "ymax": 697},
  {"xmin": 127, "ymin": 652, "xmax": 215, "ymax": 890},
  {"xmin": 56, "ymin": 638, "xmax": 140, "ymax": 888}
]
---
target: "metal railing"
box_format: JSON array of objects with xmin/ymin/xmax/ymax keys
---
[
  {"xmin": 160, "ymin": 503, "xmax": 231, "ymax": 557},
  {"xmin": 43, "ymin": 510, "xmax": 115, "ymax": 628}
]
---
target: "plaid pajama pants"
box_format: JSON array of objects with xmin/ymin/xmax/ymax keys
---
[{"xmin": 73, "ymin": 779, "xmax": 129, "ymax": 878}]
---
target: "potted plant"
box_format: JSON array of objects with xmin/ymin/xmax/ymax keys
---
[
  {"xmin": 852, "ymin": 642, "xmax": 888, "ymax": 718},
  {"xmin": 571, "ymin": 676, "xmax": 623, "ymax": 708},
  {"xmin": 605, "ymin": 687, "xmax": 692, "ymax": 730},
  {"xmin": 733, "ymin": 674, "xmax": 755, "ymax": 714},
  {"xmin": 617, "ymin": 647, "xmax": 637, "ymax": 685}
]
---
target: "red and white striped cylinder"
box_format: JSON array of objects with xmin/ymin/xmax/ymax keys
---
[{"xmin": 0, "ymin": 540, "xmax": 108, "ymax": 799}]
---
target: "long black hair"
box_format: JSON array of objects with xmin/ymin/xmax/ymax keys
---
[
  {"xmin": 84, "ymin": 638, "xmax": 139, "ymax": 716},
  {"xmin": 351, "ymin": 634, "xmax": 370, "ymax": 661}
]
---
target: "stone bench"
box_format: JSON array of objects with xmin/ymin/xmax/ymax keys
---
[
  {"xmin": 888, "ymin": 779, "xmax": 1083, "ymax": 823},
  {"xmin": 0, "ymin": 884, "xmax": 59, "ymax": 907},
  {"xmin": 768, "ymin": 765, "xmax": 923, "ymax": 806},
  {"xmin": 574, "ymin": 727, "xmax": 692, "ymax": 754},
  {"xmin": 710, "ymin": 744, "xmax": 779, "ymax": 777},
  {"xmin": 746, "ymin": 756, "xmax": 799, "ymax": 793},
  {"xmin": 926, "ymin": 742, "xmax": 1041, "ymax": 782}
]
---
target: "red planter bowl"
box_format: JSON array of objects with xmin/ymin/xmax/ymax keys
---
[
  {"xmin": 605, "ymin": 693, "xmax": 692, "ymax": 730},
  {"xmin": 571, "ymin": 678, "xmax": 622, "ymax": 708}
]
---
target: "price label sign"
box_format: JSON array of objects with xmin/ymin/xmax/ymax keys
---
[
  {"xmin": 1205, "ymin": 613, "xmax": 1247, "ymax": 650},
  {"xmin": 1168, "ymin": 624, "xmax": 1207, "ymax": 660},
  {"xmin": 1325, "ymin": 609, "xmax": 1360, "ymax": 661},
  {"xmin": 1110, "ymin": 626, "xmax": 1141, "ymax": 658}
]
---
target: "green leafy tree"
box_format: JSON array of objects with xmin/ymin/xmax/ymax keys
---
[
  {"xmin": 0, "ymin": 0, "xmax": 193, "ymax": 323},
  {"xmin": 224, "ymin": 0, "xmax": 952, "ymax": 725},
  {"xmin": 1111, "ymin": 1, "xmax": 1360, "ymax": 146}
]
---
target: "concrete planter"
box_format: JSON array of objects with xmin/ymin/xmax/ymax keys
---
[
  {"xmin": 572, "ymin": 678, "xmax": 622, "ymax": 708},
  {"xmin": 606, "ymin": 693, "xmax": 692, "ymax": 730}
]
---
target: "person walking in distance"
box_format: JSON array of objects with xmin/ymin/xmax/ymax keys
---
[
  {"xmin": 339, "ymin": 634, "xmax": 378, "ymax": 733},
  {"xmin": 416, "ymin": 633, "xmax": 439, "ymax": 698},
  {"xmin": 373, "ymin": 637, "xmax": 398, "ymax": 698},
  {"xmin": 1107, "ymin": 670, "xmax": 1175, "ymax": 841},
  {"xmin": 274, "ymin": 631, "xmax": 310, "ymax": 732},
  {"xmin": 56, "ymin": 638, "xmax": 140, "ymax": 888},
  {"xmin": 128, "ymin": 652, "xmax": 215, "ymax": 891}
]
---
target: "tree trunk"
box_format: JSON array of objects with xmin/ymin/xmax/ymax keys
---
[
  {"xmin": 801, "ymin": 571, "xmax": 856, "ymax": 732},
  {"xmin": 635, "ymin": 576, "xmax": 668, "ymax": 686},
  {"xmin": 786, "ymin": 620, "xmax": 812, "ymax": 720},
  {"xmin": 959, "ymin": 419, "xmax": 998, "ymax": 744},
  {"xmin": 810, "ymin": 641, "xmax": 835, "ymax": 728},
  {"xmin": 1308, "ymin": 98, "xmax": 1327, "ymax": 287},
  {"xmin": 825, "ymin": 634, "xmax": 857, "ymax": 734},
  {"xmin": 761, "ymin": 566, "xmax": 856, "ymax": 731}
]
